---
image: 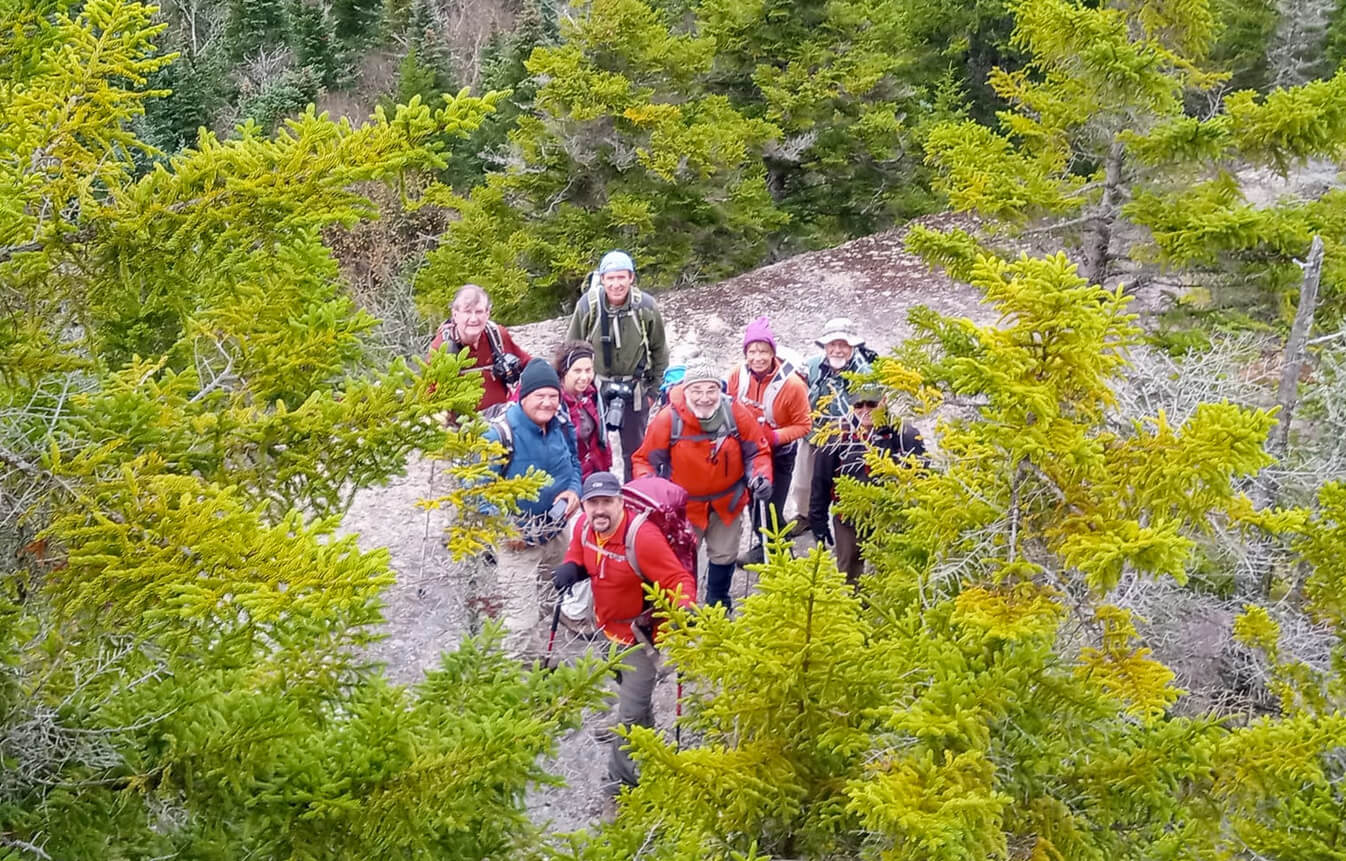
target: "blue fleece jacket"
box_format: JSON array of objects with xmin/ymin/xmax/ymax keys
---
[{"xmin": 484, "ymin": 402, "xmax": 582, "ymax": 518}]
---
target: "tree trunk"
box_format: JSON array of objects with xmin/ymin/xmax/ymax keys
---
[
  {"xmin": 1082, "ymin": 139, "xmax": 1124, "ymax": 287},
  {"xmin": 1255, "ymin": 234, "xmax": 1323, "ymax": 595},
  {"xmin": 1268, "ymin": 235, "xmax": 1325, "ymax": 463}
]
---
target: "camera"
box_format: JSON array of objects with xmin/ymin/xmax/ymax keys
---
[
  {"xmin": 545, "ymin": 496, "xmax": 570, "ymax": 525},
  {"xmin": 603, "ymin": 381, "xmax": 634, "ymax": 430},
  {"xmin": 492, "ymin": 352, "xmax": 523, "ymax": 386}
]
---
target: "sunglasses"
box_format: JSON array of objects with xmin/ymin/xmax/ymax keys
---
[{"xmin": 853, "ymin": 400, "xmax": 880, "ymax": 409}]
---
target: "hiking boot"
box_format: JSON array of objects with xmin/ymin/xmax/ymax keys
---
[
  {"xmin": 786, "ymin": 515, "xmax": 809, "ymax": 538},
  {"xmin": 736, "ymin": 543, "xmax": 765, "ymax": 567}
]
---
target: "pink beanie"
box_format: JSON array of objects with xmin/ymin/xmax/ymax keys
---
[{"xmin": 742, "ymin": 316, "xmax": 777, "ymax": 354}]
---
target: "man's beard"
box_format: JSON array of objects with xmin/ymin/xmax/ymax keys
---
[
  {"xmin": 826, "ymin": 355, "xmax": 847, "ymax": 369},
  {"xmin": 689, "ymin": 401, "xmax": 719, "ymax": 419},
  {"xmin": 590, "ymin": 514, "xmax": 613, "ymax": 534}
]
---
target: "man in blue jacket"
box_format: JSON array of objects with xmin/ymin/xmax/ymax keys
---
[{"xmin": 484, "ymin": 359, "xmax": 582, "ymax": 653}]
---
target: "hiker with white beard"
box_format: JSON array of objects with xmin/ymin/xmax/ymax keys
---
[
  {"xmin": 631, "ymin": 361, "xmax": 772, "ymax": 611},
  {"xmin": 788, "ymin": 318, "xmax": 873, "ymax": 537}
]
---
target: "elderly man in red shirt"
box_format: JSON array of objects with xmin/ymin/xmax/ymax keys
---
[
  {"xmin": 552, "ymin": 471, "xmax": 696, "ymax": 790},
  {"xmin": 427, "ymin": 284, "xmax": 530, "ymax": 410}
]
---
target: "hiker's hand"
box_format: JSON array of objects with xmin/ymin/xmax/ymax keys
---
[
  {"xmin": 811, "ymin": 521, "xmax": 834, "ymax": 546},
  {"xmin": 556, "ymin": 489, "xmax": 580, "ymax": 517},
  {"xmin": 633, "ymin": 608, "xmax": 656, "ymax": 642},
  {"xmin": 747, "ymin": 474, "xmax": 772, "ymax": 502},
  {"xmin": 551, "ymin": 561, "xmax": 588, "ymax": 591}
]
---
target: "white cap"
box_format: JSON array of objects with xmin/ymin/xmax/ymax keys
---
[{"xmin": 814, "ymin": 317, "xmax": 864, "ymax": 348}]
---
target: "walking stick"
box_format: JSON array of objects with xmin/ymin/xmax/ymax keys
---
[
  {"xmin": 544, "ymin": 597, "xmax": 563, "ymax": 670},
  {"xmin": 675, "ymin": 673, "xmax": 683, "ymax": 749}
]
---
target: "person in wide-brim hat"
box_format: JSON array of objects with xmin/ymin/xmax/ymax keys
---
[{"xmin": 814, "ymin": 317, "xmax": 865, "ymax": 348}]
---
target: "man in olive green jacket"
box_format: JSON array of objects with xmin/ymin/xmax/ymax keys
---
[{"xmin": 566, "ymin": 250, "xmax": 669, "ymax": 478}]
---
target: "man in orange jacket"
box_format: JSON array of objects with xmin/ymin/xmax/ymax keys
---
[
  {"xmin": 727, "ymin": 316, "xmax": 811, "ymax": 564},
  {"xmin": 552, "ymin": 471, "xmax": 696, "ymax": 789},
  {"xmin": 632, "ymin": 360, "xmax": 773, "ymax": 611}
]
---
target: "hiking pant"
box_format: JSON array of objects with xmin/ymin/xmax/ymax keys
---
[
  {"xmin": 493, "ymin": 535, "xmax": 567, "ymax": 655},
  {"xmin": 833, "ymin": 515, "xmax": 864, "ymax": 587},
  {"xmin": 789, "ymin": 438, "xmax": 814, "ymax": 522},
  {"xmin": 616, "ymin": 394, "xmax": 652, "ymax": 480},
  {"xmin": 607, "ymin": 642, "xmax": 658, "ymax": 787},
  {"xmin": 698, "ymin": 508, "xmax": 743, "ymax": 609},
  {"xmin": 751, "ymin": 444, "xmax": 797, "ymax": 541}
]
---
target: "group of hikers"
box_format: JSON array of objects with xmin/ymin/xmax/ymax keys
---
[{"xmin": 430, "ymin": 250, "xmax": 925, "ymax": 790}]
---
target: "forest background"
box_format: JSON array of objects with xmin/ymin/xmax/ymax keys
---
[{"xmin": 3, "ymin": 0, "xmax": 1346, "ymax": 857}]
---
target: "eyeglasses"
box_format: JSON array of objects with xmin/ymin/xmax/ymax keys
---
[{"xmin": 853, "ymin": 400, "xmax": 879, "ymax": 409}]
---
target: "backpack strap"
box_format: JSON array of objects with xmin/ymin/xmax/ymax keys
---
[
  {"xmin": 485, "ymin": 412, "xmax": 514, "ymax": 472},
  {"xmin": 623, "ymin": 509, "xmax": 655, "ymax": 586},
  {"xmin": 736, "ymin": 361, "xmax": 794, "ymax": 427},
  {"xmin": 483, "ymin": 322, "xmax": 507, "ymax": 365}
]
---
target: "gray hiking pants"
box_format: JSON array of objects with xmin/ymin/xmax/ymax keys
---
[{"xmin": 608, "ymin": 642, "xmax": 658, "ymax": 787}]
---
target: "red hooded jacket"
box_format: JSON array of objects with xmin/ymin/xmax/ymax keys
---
[
  {"xmin": 631, "ymin": 387, "xmax": 772, "ymax": 529},
  {"xmin": 563, "ymin": 510, "xmax": 696, "ymax": 645}
]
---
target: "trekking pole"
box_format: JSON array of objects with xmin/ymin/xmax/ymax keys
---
[
  {"xmin": 750, "ymin": 498, "xmax": 770, "ymax": 596},
  {"xmin": 674, "ymin": 672, "xmax": 683, "ymax": 749},
  {"xmin": 544, "ymin": 596, "xmax": 564, "ymax": 670}
]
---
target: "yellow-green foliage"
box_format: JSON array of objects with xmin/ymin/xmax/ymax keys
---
[
  {"xmin": 0, "ymin": 3, "xmax": 607, "ymax": 857},
  {"xmin": 923, "ymin": 0, "xmax": 1346, "ymax": 325},
  {"xmin": 556, "ymin": 246, "xmax": 1346, "ymax": 860}
]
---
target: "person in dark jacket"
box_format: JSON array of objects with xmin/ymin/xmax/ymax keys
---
[
  {"xmin": 553, "ymin": 340, "xmax": 613, "ymax": 480},
  {"xmin": 808, "ymin": 385, "xmax": 925, "ymax": 586},
  {"xmin": 427, "ymin": 284, "xmax": 531, "ymax": 410},
  {"xmin": 788, "ymin": 317, "xmax": 872, "ymax": 535}
]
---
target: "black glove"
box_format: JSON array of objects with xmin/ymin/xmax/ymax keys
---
[
  {"xmin": 811, "ymin": 520, "xmax": 834, "ymax": 546},
  {"xmin": 747, "ymin": 474, "xmax": 772, "ymax": 502},
  {"xmin": 632, "ymin": 607, "xmax": 656, "ymax": 644},
  {"xmin": 551, "ymin": 561, "xmax": 588, "ymax": 592}
]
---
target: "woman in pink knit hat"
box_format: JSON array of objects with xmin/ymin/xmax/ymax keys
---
[{"xmin": 726, "ymin": 316, "xmax": 811, "ymax": 564}]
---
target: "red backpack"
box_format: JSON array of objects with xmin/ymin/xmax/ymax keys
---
[{"xmin": 621, "ymin": 476, "xmax": 698, "ymax": 582}]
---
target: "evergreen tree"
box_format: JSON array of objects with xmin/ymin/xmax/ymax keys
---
[
  {"xmin": 415, "ymin": 0, "xmax": 787, "ymax": 323},
  {"xmin": 556, "ymin": 244, "xmax": 1346, "ymax": 860},
  {"xmin": 1, "ymin": 3, "xmax": 602, "ymax": 856},
  {"xmin": 923, "ymin": 0, "xmax": 1346, "ymax": 327},
  {"xmin": 289, "ymin": 0, "xmax": 341, "ymax": 88},
  {"xmin": 440, "ymin": 0, "xmax": 559, "ymax": 189},
  {"xmin": 696, "ymin": 0, "xmax": 946, "ymax": 243},
  {"xmin": 224, "ymin": 0, "xmax": 290, "ymax": 59},
  {"xmin": 331, "ymin": 0, "xmax": 381, "ymax": 43}
]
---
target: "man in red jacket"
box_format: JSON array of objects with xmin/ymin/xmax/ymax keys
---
[
  {"xmin": 632, "ymin": 360, "xmax": 773, "ymax": 611},
  {"xmin": 426, "ymin": 284, "xmax": 531, "ymax": 410},
  {"xmin": 552, "ymin": 471, "xmax": 696, "ymax": 789}
]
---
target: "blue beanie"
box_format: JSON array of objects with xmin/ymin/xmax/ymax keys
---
[
  {"xmin": 598, "ymin": 250, "xmax": 635, "ymax": 275},
  {"xmin": 518, "ymin": 358, "xmax": 561, "ymax": 398}
]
